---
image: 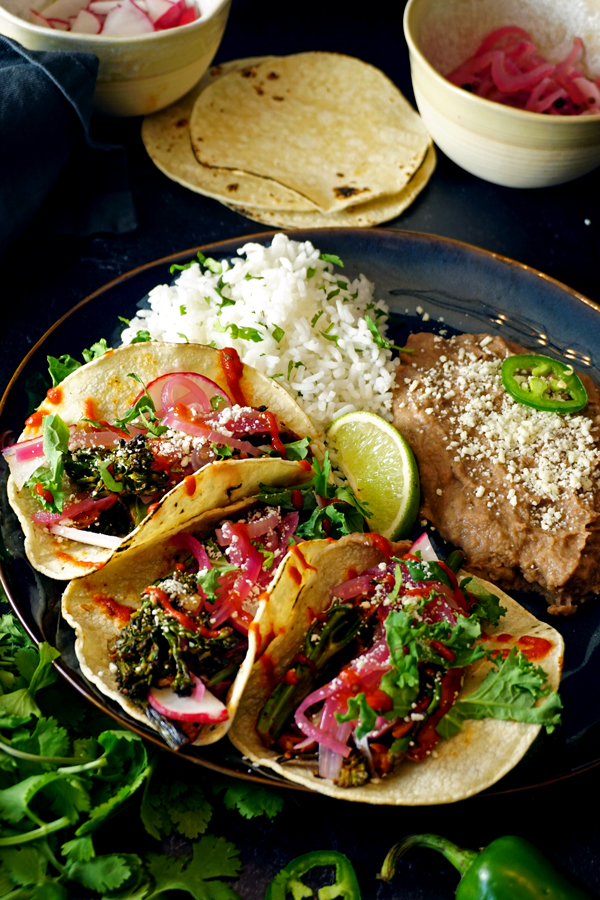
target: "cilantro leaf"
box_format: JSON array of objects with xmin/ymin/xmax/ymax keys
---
[
  {"xmin": 213, "ymin": 320, "xmax": 263, "ymax": 343},
  {"xmin": 319, "ymin": 253, "xmax": 344, "ymax": 268},
  {"xmin": 405, "ymin": 560, "xmax": 452, "ymax": 590},
  {"xmin": 460, "ymin": 577, "xmax": 507, "ymax": 626},
  {"xmin": 66, "ymin": 855, "xmax": 138, "ymax": 893},
  {"xmin": 131, "ymin": 330, "xmax": 152, "ymax": 344},
  {"xmin": 365, "ymin": 314, "xmax": 414, "ymax": 354},
  {"xmin": 81, "ymin": 339, "xmax": 111, "ymax": 364},
  {"xmin": 197, "ymin": 567, "xmax": 237, "ymax": 605},
  {"xmin": 0, "ymin": 644, "xmax": 60, "ymax": 718},
  {"xmin": 272, "ymin": 324, "xmax": 285, "ymax": 343},
  {"xmin": 437, "ymin": 649, "xmax": 563, "ymax": 739},
  {"xmin": 145, "ymin": 835, "xmax": 241, "ymax": 900},
  {"xmin": 336, "ymin": 692, "xmax": 377, "ymax": 740},
  {"xmin": 210, "ymin": 443, "xmax": 234, "ymax": 460},
  {"xmin": 212, "ymin": 780, "xmax": 284, "ymax": 820}
]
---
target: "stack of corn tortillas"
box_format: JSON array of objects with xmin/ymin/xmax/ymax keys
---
[{"xmin": 142, "ymin": 53, "xmax": 435, "ymax": 228}]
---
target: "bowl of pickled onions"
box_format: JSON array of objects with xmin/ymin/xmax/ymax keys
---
[{"xmin": 403, "ymin": 0, "xmax": 600, "ymax": 187}]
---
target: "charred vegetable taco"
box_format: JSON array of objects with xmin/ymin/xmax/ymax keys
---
[
  {"xmin": 229, "ymin": 532, "xmax": 564, "ymax": 803},
  {"xmin": 61, "ymin": 455, "xmax": 371, "ymax": 747},
  {"xmin": 4, "ymin": 342, "xmax": 317, "ymax": 580}
]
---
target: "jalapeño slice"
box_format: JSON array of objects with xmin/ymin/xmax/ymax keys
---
[{"xmin": 501, "ymin": 354, "xmax": 587, "ymax": 414}]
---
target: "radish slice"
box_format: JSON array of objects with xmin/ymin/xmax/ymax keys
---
[
  {"xmin": 29, "ymin": 9, "xmax": 53, "ymax": 26},
  {"xmin": 48, "ymin": 524, "xmax": 123, "ymax": 549},
  {"xmin": 153, "ymin": 0, "xmax": 184, "ymax": 28},
  {"xmin": 178, "ymin": 6, "xmax": 197, "ymax": 24},
  {"xmin": 87, "ymin": 0, "xmax": 120, "ymax": 11},
  {"xmin": 408, "ymin": 533, "xmax": 438, "ymax": 561},
  {"xmin": 47, "ymin": 17, "xmax": 70, "ymax": 27},
  {"xmin": 144, "ymin": 0, "xmax": 173, "ymax": 22},
  {"xmin": 148, "ymin": 676, "xmax": 228, "ymax": 723},
  {"xmin": 41, "ymin": 0, "xmax": 87, "ymax": 17},
  {"xmin": 102, "ymin": 0, "xmax": 154, "ymax": 35},
  {"xmin": 71, "ymin": 8, "xmax": 101, "ymax": 31}
]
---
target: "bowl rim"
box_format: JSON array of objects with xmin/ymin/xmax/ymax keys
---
[
  {"xmin": 0, "ymin": 0, "xmax": 229, "ymax": 43},
  {"xmin": 402, "ymin": 0, "xmax": 600, "ymax": 127}
]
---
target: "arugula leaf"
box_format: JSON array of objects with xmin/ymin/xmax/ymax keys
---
[
  {"xmin": 460, "ymin": 577, "xmax": 507, "ymax": 626},
  {"xmin": 81, "ymin": 339, "xmax": 111, "ymax": 364},
  {"xmin": 145, "ymin": 835, "xmax": 241, "ymax": 900},
  {"xmin": 47, "ymin": 355, "xmax": 81, "ymax": 387},
  {"xmin": 213, "ymin": 320, "xmax": 263, "ymax": 343},
  {"xmin": 319, "ymin": 252, "xmax": 344, "ymax": 268},
  {"xmin": 437, "ymin": 649, "xmax": 563, "ymax": 739},
  {"xmin": 26, "ymin": 415, "xmax": 70, "ymax": 512},
  {"xmin": 283, "ymin": 437, "xmax": 311, "ymax": 461},
  {"xmin": 295, "ymin": 502, "xmax": 365, "ymax": 541},
  {"xmin": 336, "ymin": 692, "xmax": 377, "ymax": 740},
  {"xmin": 112, "ymin": 375, "xmax": 168, "ymax": 437}
]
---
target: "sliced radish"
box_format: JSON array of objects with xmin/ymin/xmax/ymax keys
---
[
  {"xmin": 29, "ymin": 9, "xmax": 53, "ymax": 26},
  {"xmin": 144, "ymin": 0, "xmax": 173, "ymax": 22},
  {"xmin": 178, "ymin": 6, "xmax": 197, "ymax": 24},
  {"xmin": 48, "ymin": 524, "xmax": 123, "ymax": 550},
  {"xmin": 139, "ymin": 371, "xmax": 231, "ymax": 417},
  {"xmin": 102, "ymin": 0, "xmax": 153, "ymax": 35},
  {"xmin": 41, "ymin": 0, "xmax": 87, "ymax": 18},
  {"xmin": 71, "ymin": 8, "xmax": 102, "ymax": 31},
  {"xmin": 47, "ymin": 17, "xmax": 70, "ymax": 27},
  {"xmin": 148, "ymin": 675, "xmax": 228, "ymax": 723},
  {"xmin": 408, "ymin": 533, "xmax": 439, "ymax": 561},
  {"xmin": 87, "ymin": 0, "xmax": 120, "ymax": 11},
  {"xmin": 153, "ymin": 0, "xmax": 185, "ymax": 28}
]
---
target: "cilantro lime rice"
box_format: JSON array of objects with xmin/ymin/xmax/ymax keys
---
[{"xmin": 120, "ymin": 234, "xmax": 399, "ymax": 432}]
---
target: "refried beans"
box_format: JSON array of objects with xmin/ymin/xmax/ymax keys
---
[{"xmin": 393, "ymin": 332, "xmax": 600, "ymax": 614}]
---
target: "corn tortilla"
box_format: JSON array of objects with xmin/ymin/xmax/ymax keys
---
[
  {"xmin": 229, "ymin": 534, "xmax": 564, "ymax": 804},
  {"xmin": 189, "ymin": 52, "xmax": 432, "ymax": 214},
  {"xmin": 9, "ymin": 343, "xmax": 317, "ymax": 580},
  {"xmin": 61, "ymin": 465, "xmax": 313, "ymax": 747}
]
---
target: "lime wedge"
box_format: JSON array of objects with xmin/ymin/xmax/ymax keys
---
[{"xmin": 326, "ymin": 411, "xmax": 420, "ymax": 540}]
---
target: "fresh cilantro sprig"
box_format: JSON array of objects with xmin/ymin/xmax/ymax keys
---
[
  {"xmin": 365, "ymin": 314, "xmax": 415, "ymax": 354},
  {"xmin": 0, "ymin": 611, "xmax": 286, "ymax": 900},
  {"xmin": 214, "ymin": 320, "xmax": 264, "ymax": 343},
  {"xmin": 169, "ymin": 250, "xmax": 223, "ymax": 276}
]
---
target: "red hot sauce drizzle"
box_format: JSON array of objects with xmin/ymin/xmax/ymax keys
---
[
  {"xmin": 93, "ymin": 594, "xmax": 132, "ymax": 623},
  {"xmin": 219, "ymin": 347, "xmax": 247, "ymax": 407}
]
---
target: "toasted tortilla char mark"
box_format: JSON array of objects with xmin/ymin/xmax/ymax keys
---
[
  {"xmin": 226, "ymin": 482, "xmax": 243, "ymax": 501},
  {"xmin": 333, "ymin": 186, "xmax": 369, "ymax": 199},
  {"xmin": 93, "ymin": 594, "xmax": 132, "ymax": 623}
]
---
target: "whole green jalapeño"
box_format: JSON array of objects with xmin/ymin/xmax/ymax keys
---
[{"xmin": 501, "ymin": 354, "xmax": 587, "ymax": 414}]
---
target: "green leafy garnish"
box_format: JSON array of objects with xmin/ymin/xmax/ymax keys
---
[
  {"xmin": 437, "ymin": 649, "xmax": 563, "ymax": 738},
  {"xmin": 365, "ymin": 314, "xmax": 414, "ymax": 354},
  {"xmin": 319, "ymin": 253, "xmax": 344, "ymax": 268},
  {"xmin": 460, "ymin": 577, "xmax": 507, "ymax": 626},
  {"xmin": 272, "ymin": 324, "xmax": 285, "ymax": 343},
  {"xmin": 214, "ymin": 320, "xmax": 264, "ymax": 343},
  {"xmin": 131, "ymin": 330, "xmax": 152, "ymax": 344},
  {"xmin": 81, "ymin": 339, "xmax": 111, "ymax": 363},
  {"xmin": 283, "ymin": 437, "xmax": 311, "ymax": 461},
  {"xmin": 47, "ymin": 354, "xmax": 81, "ymax": 387},
  {"xmin": 112, "ymin": 374, "xmax": 168, "ymax": 437},
  {"xmin": 26, "ymin": 414, "xmax": 70, "ymax": 512}
]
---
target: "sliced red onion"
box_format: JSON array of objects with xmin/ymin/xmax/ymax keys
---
[
  {"xmin": 246, "ymin": 509, "xmax": 280, "ymax": 539},
  {"xmin": 294, "ymin": 682, "xmax": 352, "ymax": 757},
  {"xmin": 68, "ymin": 430, "xmax": 122, "ymax": 449},
  {"xmin": 48, "ymin": 524, "xmax": 122, "ymax": 549},
  {"xmin": 317, "ymin": 696, "xmax": 354, "ymax": 779},
  {"xmin": 161, "ymin": 412, "xmax": 261, "ymax": 455},
  {"xmin": 170, "ymin": 532, "xmax": 211, "ymax": 570},
  {"xmin": 32, "ymin": 494, "xmax": 117, "ymax": 525},
  {"xmin": 148, "ymin": 674, "xmax": 228, "ymax": 723}
]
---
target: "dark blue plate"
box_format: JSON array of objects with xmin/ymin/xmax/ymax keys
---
[{"xmin": 2, "ymin": 227, "xmax": 599, "ymax": 796}]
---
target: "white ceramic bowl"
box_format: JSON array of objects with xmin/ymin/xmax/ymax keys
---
[
  {"xmin": 0, "ymin": 0, "xmax": 230, "ymax": 116},
  {"xmin": 403, "ymin": 0, "xmax": 600, "ymax": 187}
]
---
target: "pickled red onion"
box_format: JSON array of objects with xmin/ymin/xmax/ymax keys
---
[
  {"xmin": 170, "ymin": 531, "xmax": 212, "ymax": 570},
  {"xmin": 160, "ymin": 412, "xmax": 261, "ymax": 455}
]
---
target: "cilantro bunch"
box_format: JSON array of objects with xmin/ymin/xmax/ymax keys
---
[{"xmin": 0, "ymin": 611, "xmax": 284, "ymax": 900}]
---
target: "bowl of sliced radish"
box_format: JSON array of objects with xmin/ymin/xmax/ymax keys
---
[
  {"xmin": 404, "ymin": 0, "xmax": 600, "ymax": 187},
  {"xmin": 0, "ymin": 0, "xmax": 230, "ymax": 116}
]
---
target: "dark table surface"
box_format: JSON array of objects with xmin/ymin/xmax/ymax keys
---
[{"xmin": 2, "ymin": 0, "xmax": 600, "ymax": 896}]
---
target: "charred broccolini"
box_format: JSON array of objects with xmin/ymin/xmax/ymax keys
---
[{"xmin": 65, "ymin": 434, "xmax": 171, "ymax": 498}]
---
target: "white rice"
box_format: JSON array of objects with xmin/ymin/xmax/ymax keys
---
[{"xmin": 121, "ymin": 233, "xmax": 399, "ymax": 433}]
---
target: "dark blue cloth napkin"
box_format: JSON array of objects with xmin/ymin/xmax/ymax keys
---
[{"xmin": 0, "ymin": 35, "xmax": 137, "ymax": 258}]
